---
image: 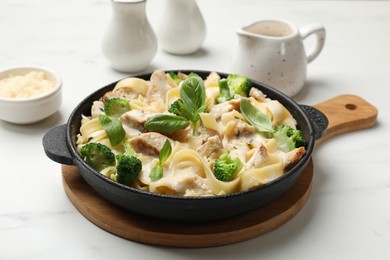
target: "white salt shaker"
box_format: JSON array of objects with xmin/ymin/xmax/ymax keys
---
[
  {"xmin": 101, "ymin": 0, "xmax": 158, "ymax": 73},
  {"xmin": 156, "ymin": 0, "xmax": 206, "ymax": 55}
]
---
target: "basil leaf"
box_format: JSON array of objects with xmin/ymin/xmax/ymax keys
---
[
  {"xmin": 149, "ymin": 140, "xmax": 171, "ymax": 182},
  {"xmin": 180, "ymin": 74, "xmax": 206, "ymax": 118},
  {"xmin": 99, "ymin": 114, "xmax": 126, "ymax": 146},
  {"xmin": 144, "ymin": 114, "xmax": 189, "ymax": 133},
  {"xmin": 159, "ymin": 140, "xmax": 172, "ymax": 164},
  {"xmin": 149, "ymin": 164, "xmax": 163, "ymax": 182},
  {"xmin": 240, "ymin": 99, "xmax": 273, "ymax": 133}
]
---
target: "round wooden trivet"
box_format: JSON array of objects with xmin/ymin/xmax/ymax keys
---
[{"xmin": 61, "ymin": 159, "xmax": 313, "ymax": 248}]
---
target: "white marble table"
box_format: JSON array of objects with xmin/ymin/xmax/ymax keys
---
[{"xmin": 0, "ymin": 0, "xmax": 389, "ymax": 259}]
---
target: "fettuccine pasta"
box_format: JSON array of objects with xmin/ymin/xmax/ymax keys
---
[{"xmin": 76, "ymin": 70, "xmax": 306, "ymax": 196}]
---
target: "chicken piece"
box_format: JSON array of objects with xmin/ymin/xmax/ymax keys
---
[
  {"xmin": 102, "ymin": 89, "xmax": 140, "ymax": 103},
  {"xmin": 249, "ymin": 87, "xmax": 266, "ymax": 102},
  {"xmin": 209, "ymin": 102, "xmax": 231, "ymax": 120},
  {"xmin": 130, "ymin": 132, "xmax": 173, "ymax": 156},
  {"xmin": 209, "ymin": 98, "xmax": 240, "ymax": 120},
  {"xmin": 235, "ymin": 120, "xmax": 256, "ymax": 136},
  {"xmin": 223, "ymin": 120, "xmax": 256, "ymax": 139},
  {"xmin": 120, "ymin": 110, "xmax": 157, "ymax": 132},
  {"xmin": 177, "ymin": 72, "xmax": 188, "ymax": 80},
  {"xmin": 282, "ymin": 146, "xmax": 306, "ymax": 170},
  {"xmin": 229, "ymin": 98, "xmax": 241, "ymax": 110},
  {"xmin": 91, "ymin": 101, "xmax": 105, "ymax": 118},
  {"xmin": 198, "ymin": 128, "xmax": 220, "ymax": 143},
  {"xmin": 246, "ymin": 145, "xmax": 270, "ymax": 169},
  {"xmin": 164, "ymin": 127, "xmax": 191, "ymax": 142},
  {"xmin": 146, "ymin": 70, "xmax": 171, "ymax": 103},
  {"xmin": 153, "ymin": 174, "xmax": 211, "ymax": 196},
  {"xmin": 196, "ymin": 135, "xmax": 223, "ymax": 162},
  {"xmin": 182, "ymin": 175, "xmax": 212, "ymax": 196}
]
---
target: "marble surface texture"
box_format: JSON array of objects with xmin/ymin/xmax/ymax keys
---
[{"xmin": 0, "ymin": 0, "xmax": 389, "ymax": 259}]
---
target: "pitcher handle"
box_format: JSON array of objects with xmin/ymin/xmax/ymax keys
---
[{"xmin": 300, "ymin": 23, "xmax": 326, "ymax": 63}]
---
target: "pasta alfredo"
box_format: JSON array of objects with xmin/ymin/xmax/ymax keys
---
[{"xmin": 77, "ymin": 70, "xmax": 306, "ymax": 196}]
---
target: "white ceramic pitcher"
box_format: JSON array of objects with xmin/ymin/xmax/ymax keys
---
[
  {"xmin": 101, "ymin": 0, "xmax": 157, "ymax": 73},
  {"xmin": 232, "ymin": 20, "xmax": 326, "ymax": 97}
]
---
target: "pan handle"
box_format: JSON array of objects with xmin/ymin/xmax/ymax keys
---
[
  {"xmin": 300, "ymin": 105, "xmax": 329, "ymax": 140},
  {"xmin": 42, "ymin": 124, "xmax": 75, "ymax": 165},
  {"xmin": 312, "ymin": 95, "xmax": 378, "ymax": 147}
]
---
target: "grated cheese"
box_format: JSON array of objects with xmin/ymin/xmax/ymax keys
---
[{"xmin": 0, "ymin": 71, "xmax": 55, "ymax": 99}]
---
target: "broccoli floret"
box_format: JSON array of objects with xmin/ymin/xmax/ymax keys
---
[
  {"xmin": 227, "ymin": 74, "xmax": 251, "ymax": 97},
  {"xmin": 216, "ymin": 78, "xmax": 234, "ymax": 103},
  {"xmin": 213, "ymin": 152, "xmax": 243, "ymax": 182},
  {"xmin": 273, "ymin": 125, "xmax": 306, "ymax": 152},
  {"xmin": 104, "ymin": 98, "xmax": 131, "ymax": 117},
  {"xmin": 80, "ymin": 143, "xmax": 115, "ymax": 172},
  {"xmin": 115, "ymin": 154, "xmax": 142, "ymax": 186},
  {"xmin": 168, "ymin": 72, "xmax": 182, "ymax": 85},
  {"xmin": 216, "ymin": 74, "xmax": 252, "ymax": 103},
  {"xmin": 168, "ymin": 99, "xmax": 185, "ymax": 115},
  {"xmin": 168, "ymin": 98, "xmax": 192, "ymax": 120}
]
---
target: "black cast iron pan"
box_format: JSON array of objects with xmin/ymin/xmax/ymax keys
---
[{"xmin": 43, "ymin": 70, "xmax": 330, "ymax": 222}]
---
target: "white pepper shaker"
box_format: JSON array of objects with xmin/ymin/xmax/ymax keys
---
[{"xmin": 156, "ymin": 0, "xmax": 206, "ymax": 55}]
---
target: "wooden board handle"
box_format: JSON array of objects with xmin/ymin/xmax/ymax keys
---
[{"xmin": 313, "ymin": 94, "xmax": 378, "ymax": 146}]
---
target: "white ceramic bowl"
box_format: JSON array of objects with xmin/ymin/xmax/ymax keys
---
[{"xmin": 0, "ymin": 66, "xmax": 62, "ymax": 124}]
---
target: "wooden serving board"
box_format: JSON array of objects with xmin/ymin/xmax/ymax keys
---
[
  {"xmin": 61, "ymin": 95, "xmax": 378, "ymax": 248},
  {"xmin": 62, "ymin": 160, "xmax": 313, "ymax": 248}
]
